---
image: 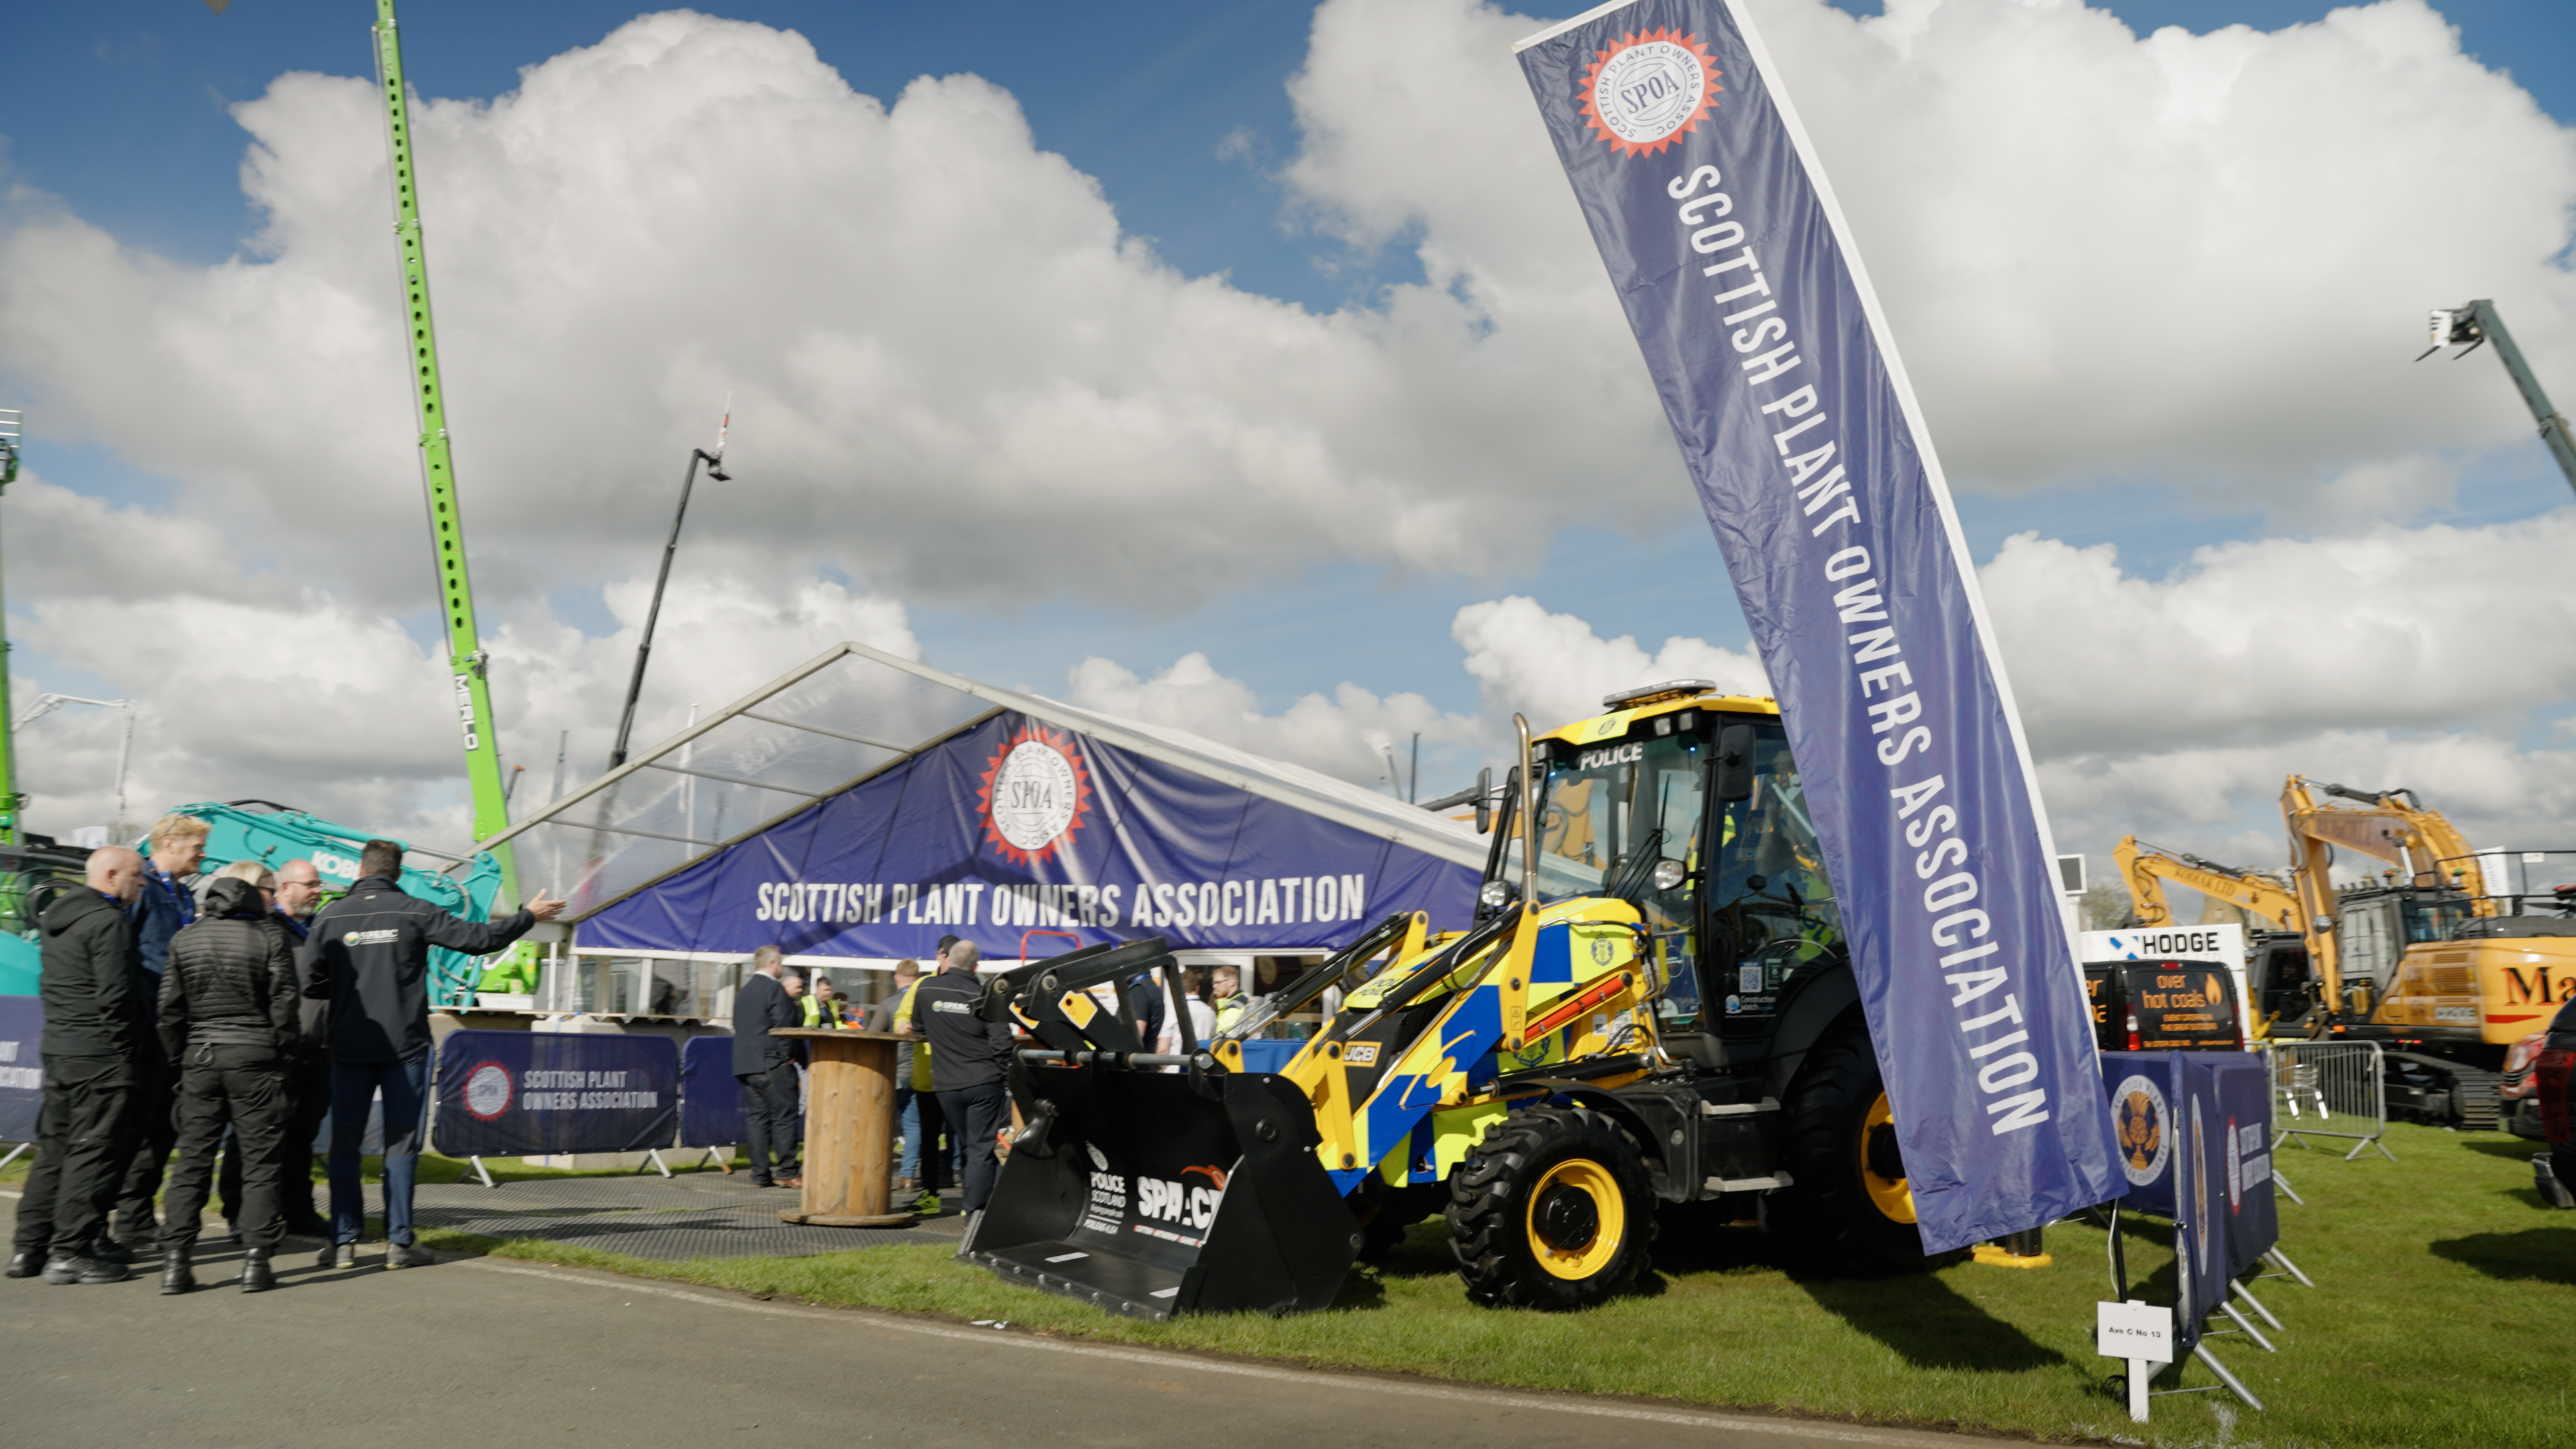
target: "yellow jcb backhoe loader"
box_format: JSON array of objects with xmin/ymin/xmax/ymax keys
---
[{"xmin": 962, "ymin": 684, "xmax": 1941, "ymax": 1318}]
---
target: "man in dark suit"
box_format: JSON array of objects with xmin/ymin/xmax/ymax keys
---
[{"xmin": 731, "ymin": 946, "xmax": 802, "ymax": 1188}]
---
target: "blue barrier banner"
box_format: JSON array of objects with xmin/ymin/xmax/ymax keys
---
[
  {"xmin": 0, "ymin": 995, "xmax": 40, "ymax": 1142},
  {"xmin": 2202, "ymin": 1054, "xmax": 2278, "ymax": 1283},
  {"xmin": 1515, "ymin": 0, "xmax": 2114, "ymax": 1250},
  {"xmin": 678, "ymin": 1034, "xmax": 745, "ymax": 1148},
  {"xmin": 2103, "ymin": 1052, "xmax": 2182, "ymax": 1218},
  {"xmin": 2102, "ymin": 1051, "xmax": 2239, "ymax": 1350},
  {"xmin": 431, "ymin": 1030, "xmax": 678, "ymax": 1157},
  {"xmin": 579, "ymin": 710, "xmax": 1480, "ymax": 961}
]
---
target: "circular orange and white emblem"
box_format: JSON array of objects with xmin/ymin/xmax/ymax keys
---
[
  {"xmin": 1581, "ymin": 29, "xmax": 1721, "ymax": 157},
  {"xmin": 977, "ymin": 722, "xmax": 1093, "ymax": 866}
]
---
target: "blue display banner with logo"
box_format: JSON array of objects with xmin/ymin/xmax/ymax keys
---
[
  {"xmin": 0, "ymin": 995, "xmax": 40, "ymax": 1142},
  {"xmin": 579, "ymin": 710, "xmax": 1481, "ymax": 961},
  {"xmin": 678, "ymin": 1034, "xmax": 747, "ymax": 1148},
  {"xmin": 2102, "ymin": 1051, "xmax": 2261, "ymax": 1351},
  {"xmin": 431, "ymin": 1029, "xmax": 678, "ymax": 1158},
  {"xmin": 1514, "ymin": 0, "xmax": 2114, "ymax": 1250}
]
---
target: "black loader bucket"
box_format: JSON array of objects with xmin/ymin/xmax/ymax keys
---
[
  {"xmin": 965, "ymin": 1057, "xmax": 1358, "ymax": 1320},
  {"xmin": 961, "ymin": 936, "xmax": 1356, "ymax": 1320}
]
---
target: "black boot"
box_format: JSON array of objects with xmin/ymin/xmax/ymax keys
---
[
  {"xmin": 41, "ymin": 1252, "xmax": 130, "ymax": 1285},
  {"xmin": 239, "ymin": 1248, "xmax": 274, "ymax": 1293},
  {"xmin": 4, "ymin": 1249, "xmax": 41, "ymax": 1279},
  {"xmin": 91, "ymin": 1236, "xmax": 136, "ymax": 1265},
  {"xmin": 160, "ymin": 1248, "xmax": 196, "ymax": 1295}
]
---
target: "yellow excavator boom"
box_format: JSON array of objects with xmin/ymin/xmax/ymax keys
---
[{"xmin": 2112, "ymin": 835, "xmax": 2299, "ymax": 930}]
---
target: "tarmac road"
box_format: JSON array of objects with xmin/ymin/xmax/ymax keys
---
[{"xmin": 0, "ymin": 1196, "xmax": 2007, "ymax": 1448}]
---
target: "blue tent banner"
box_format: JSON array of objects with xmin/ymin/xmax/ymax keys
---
[
  {"xmin": 1514, "ymin": 0, "xmax": 2116, "ymax": 1250},
  {"xmin": 580, "ymin": 710, "xmax": 1479, "ymax": 961},
  {"xmin": 431, "ymin": 1029, "xmax": 678, "ymax": 1158},
  {"xmin": 0, "ymin": 996, "xmax": 40, "ymax": 1142}
]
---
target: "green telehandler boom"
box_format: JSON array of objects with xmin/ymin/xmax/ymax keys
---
[{"xmin": 370, "ymin": 1, "xmax": 529, "ymax": 963}]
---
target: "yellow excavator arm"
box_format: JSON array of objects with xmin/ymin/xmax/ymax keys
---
[
  {"xmin": 2279, "ymin": 774, "xmax": 2487, "ymax": 1022},
  {"xmin": 2112, "ymin": 835, "xmax": 2299, "ymax": 930}
]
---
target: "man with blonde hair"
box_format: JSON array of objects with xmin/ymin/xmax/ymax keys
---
[{"xmin": 106, "ymin": 814, "xmax": 212, "ymax": 1257}]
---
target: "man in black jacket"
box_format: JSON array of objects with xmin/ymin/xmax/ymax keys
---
[
  {"xmin": 906, "ymin": 940, "xmax": 1014, "ymax": 1219},
  {"xmin": 268, "ymin": 857, "xmax": 333, "ymax": 1236},
  {"xmin": 731, "ymin": 946, "xmax": 802, "ymax": 1188},
  {"xmin": 7, "ymin": 847, "xmax": 148, "ymax": 1284},
  {"xmin": 156, "ymin": 875, "xmax": 303, "ymax": 1293},
  {"xmin": 301, "ymin": 840, "xmax": 561, "ymax": 1269}
]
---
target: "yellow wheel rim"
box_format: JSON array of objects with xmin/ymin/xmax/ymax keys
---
[
  {"xmin": 1525, "ymin": 1157, "xmax": 1625, "ymax": 1281},
  {"xmin": 1859, "ymin": 1091, "xmax": 1916, "ymax": 1225}
]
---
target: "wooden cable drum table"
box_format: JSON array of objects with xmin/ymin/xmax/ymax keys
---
[{"xmin": 771, "ymin": 1028, "xmax": 913, "ymax": 1227}]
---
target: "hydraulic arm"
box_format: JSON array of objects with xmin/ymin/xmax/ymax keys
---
[
  {"xmin": 2112, "ymin": 835, "xmax": 2296, "ymax": 930},
  {"xmin": 2423, "ymin": 301, "xmax": 2576, "ymax": 496}
]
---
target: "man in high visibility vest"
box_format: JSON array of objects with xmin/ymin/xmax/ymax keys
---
[
  {"xmin": 867, "ymin": 955, "xmax": 938, "ymax": 1210},
  {"xmin": 1210, "ymin": 965, "xmax": 1250, "ymax": 1036}
]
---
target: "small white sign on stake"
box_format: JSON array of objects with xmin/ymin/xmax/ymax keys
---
[{"xmin": 2098, "ymin": 1299, "xmax": 2174, "ymax": 1423}]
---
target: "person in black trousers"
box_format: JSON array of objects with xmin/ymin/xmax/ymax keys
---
[
  {"xmin": 155, "ymin": 876, "xmax": 301, "ymax": 1293},
  {"xmin": 906, "ymin": 940, "xmax": 1014, "ymax": 1223},
  {"xmin": 731, "ymin": 946, "xmax": 803, "ymax": 1188},
  {"xmin": 266, "ymin": 859, "xmax": 333, "ymax": 1236},
  {"xmin": 302, "ymin": 840, "xmax": 561, "ymax": 1269},
  {"xmin": 7, "ymin": 847, "xmax": 149, "ymax": 1284},
  {"xmin": 107, "ymin": 813, "xmax": 210, "ymax": 1257}
]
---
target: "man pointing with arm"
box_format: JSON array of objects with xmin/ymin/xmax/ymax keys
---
[{"xmin": 301, "ymin": 841, "xmax": 561, "ymax": 1269}]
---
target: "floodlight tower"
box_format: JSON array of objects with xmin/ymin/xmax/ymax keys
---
[{"xmin": 370, "ymin": 1, "xmax": 523, "ymax": 904}]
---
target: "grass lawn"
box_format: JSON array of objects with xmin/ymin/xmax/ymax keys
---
[{"xmin": 415, "ymin": 1121, "xmax": 2575, "ymax": 1446}]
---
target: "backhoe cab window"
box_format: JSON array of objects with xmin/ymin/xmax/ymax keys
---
[
  {"xmin": 1513, "ymin": 730, "xmax": 1707, "ymax": 904},
  {"xmin": 1701, "ymin": 732, "xmax": 1841, "ymax": 1028},
  {"xmin": 1497, "ymin": 719, "xmax": 1841, "ymax": 1032}
]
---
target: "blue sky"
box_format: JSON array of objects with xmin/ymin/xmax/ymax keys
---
[
  {"xmin": 1, "ymin": 0, "xmax": 2572, "ymax": 858},
  {"xmin": 9, "ymin": 1, "xmax": 2571, "ymax": 724},
  {"xmin": 10, "ymin": 3, "xmax": 2565, "ymax": 716}
]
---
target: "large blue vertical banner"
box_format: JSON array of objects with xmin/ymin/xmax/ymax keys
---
[{"xmin": 1515, "ymin": 0, "xmax": 2116, "ymax": 1249}]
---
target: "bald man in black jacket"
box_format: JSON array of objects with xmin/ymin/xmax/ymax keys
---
[{"xmin": 9, "ymin": 847, "xmax": 148, "ymax": 1285}]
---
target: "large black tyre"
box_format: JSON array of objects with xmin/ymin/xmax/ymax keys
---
[
  {"xmin": 1446, "ymin": 1105, "xmax": 1654, "ymax": 1309},
  {"xmin": 1775, "ymin": 1022, "xmax": 1939, "ymax": 1273}
]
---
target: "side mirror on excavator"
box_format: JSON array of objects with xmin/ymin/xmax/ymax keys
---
[
  {"xmin": 1715, "ymin": 724, "xmax": 1756, "ymax": 802},
  {"xmin": 1473, "ymin": 766, "xmax": 1494, "ymax": 835}
]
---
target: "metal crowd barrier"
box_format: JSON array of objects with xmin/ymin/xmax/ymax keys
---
[{"xmin": 2267, "ymin": 1039, "xmax": 2394, "ymax": 1161}]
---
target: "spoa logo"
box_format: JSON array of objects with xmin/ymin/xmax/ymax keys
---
[
  {"xmin": 977, "ymin": 722, "xmax": 1093, "ymax": 866},
  {"xmin": 463, "ymin": 1061, "xmax": 514, "ymax": 1121},
  {"xmin": 2112, "ymin": 1074, "xmax": 2170, "ymax": 1187},
  {"xmin": 1580, "ymin": 29, "xmax": 1721, "ymax": 157}
]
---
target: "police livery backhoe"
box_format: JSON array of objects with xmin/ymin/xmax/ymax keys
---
[{"xmin": 963, "ymin": 682, "xmax": 1945, "ymax": 1318}]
